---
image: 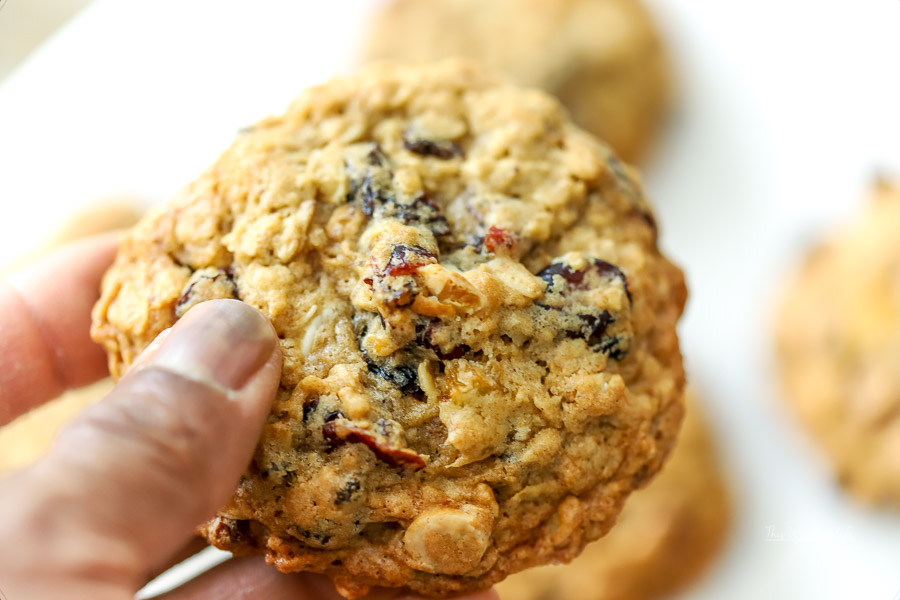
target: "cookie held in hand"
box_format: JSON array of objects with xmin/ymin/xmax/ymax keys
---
[{"xmin": 92, "ymin": 61, "xmax": 687, "ymax": 598}]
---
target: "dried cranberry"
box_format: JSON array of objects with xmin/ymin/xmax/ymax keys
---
[
  {"xmin": 539, "ymin": 262, "xmax": 586, "ymax": 287},
  {"xmin": 211, "ymin": 517, "xmax": 253, "ymax": 546},
  {"xmin": 484, "ymin": 225, "xmax": 517, "ymax": 253},
  {"xmin": 403, "ymin": 134, "xmax": 463, "ymax": 160},
  {"xmin": 382, "ymin": 244, "xmax": 437, "ymax": 277},
  {"xmin": 538, "ymin": 259, "xmax": 632, "ymax": 304}
]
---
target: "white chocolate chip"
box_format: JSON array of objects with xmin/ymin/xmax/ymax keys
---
[{"xmin": 403, "ymin": 506, "xmax": 492, "ymax": 575}]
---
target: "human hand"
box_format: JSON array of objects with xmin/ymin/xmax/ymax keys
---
[{"xmin": 0, "ymin": 234, "xmax": 499, "ymax": 600}]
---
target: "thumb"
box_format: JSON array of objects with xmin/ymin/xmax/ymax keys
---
[{"xmin": 30, "ymin": 299, "xmax": 281, "ymax": 579}]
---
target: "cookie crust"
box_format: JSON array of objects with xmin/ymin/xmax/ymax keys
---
[
  {"xmin": 92, "ymin": 61, "xmax": 686, "ymax": 597},
  {"xmin": 496, "ymin": 393, "xmax": 730, "ymax": 600}
]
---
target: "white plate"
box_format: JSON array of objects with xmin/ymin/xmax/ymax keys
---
[{"xmin": 2, "ymin": 1, "xmax": 900, "ymax": 598}]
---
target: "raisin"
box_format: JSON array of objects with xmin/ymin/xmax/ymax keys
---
[
  {"xmin": 598, "ymin": 335, "xmax": 630, "ymax": 360},
  {"xmin": 434, "ymin": 344, "xmax": 469, "ymax": 360},
  {"xmin": 367, "ymin": 144, "xmax": 389, "ymax": 167},
  {"xmin": 395, "ymin": 194, "xmax": 451, "ymax": 237},
  {"xmin": 344, "ymin": 143, "xmax": 393, "ymax": 213},
  {"xmin": 466, "ymin": 235, "xmax": 485, "ymax": 252},
  {"xmin": 386, "ymin": 280, "xmax": 419, "ymax": 308},
  {"xmin": 557, "ymin": 313, "xmax": 629, "ymax": 359},
  {"xmin": 291, "ymin": 526, "xmax": 332, "ymax": 546},
  {"xmin": 302, "ymin": 398, "xmax": 320, "ymax": 422},
  {"xmin": 567, "ymin": 310, "xmax": 614, "ymax": 346},
  {"xmin": 538, "ymin": 258, "xmax": 632, "ymax": 304},
  {"xmin": 322, "ymin": 410, "xmax": 347, "ymax": 451},
  {"xmin": 538, "ymin": 262, "xmax": 587, "ymax": 287},
  {"xmin": 281, "ymin": 470, "xmax": 297, "ymax": 486},
  {"xmin": 383, "ymin": 244, "xmax": 437, "ymax": 277},
  {"xmin": 361, "ymin": 169, "xmax": 392, "ymax": 216},
  {"xmin": 365, "ymin": 356, "xmax": 423, "ymax": 397},
  {"xmin": 484, "ymin": 225, "xmax": 517, "ymax": 254},
  {"xmin": 175, "ymin": 267, "xmax": 238, "ymax": 318},
  {"xmin": 415, "ymin": 320, "xmax": 470, "ymax": 360},
  {"xmin": 335, "ymin": 478, "xmax": 361, "ymax": 505},
  {"xmin": 403, "ymin": 134, "xmax": 463, "ymax": 160},
  {"xmin": 322, "ymin": 419, "xmax": 426, "ymax": 471},
  {"xmin": 592, "ymin": 260, "xmax": 632, "ymax": 305},
  {"xmin": 345, "ymin": 142, "xmax": 452, "ymax": 237}
]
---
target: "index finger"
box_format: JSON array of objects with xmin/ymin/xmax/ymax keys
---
[{"xmin": 0, "ymin": 233, "xmax": 119, "ymax": 426}]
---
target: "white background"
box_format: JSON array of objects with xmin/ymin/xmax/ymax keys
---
[{"xmin": 1, "ymin": 1, "xmax": 899, "ymax": 598}]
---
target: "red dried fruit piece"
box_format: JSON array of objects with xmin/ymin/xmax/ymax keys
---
[
  {"xmin": 538, "ymin": 258, "xmax": 632, "ymax": 304},
  {"xmin": 209, "ymin": 516, "xmax": 252, "ymax": 547},
  {"xmin": 322, "ymin": 420, "xmax": 426, "ymax": 471},
  {"xmin": 484, "ymin": 225, "xmax": 517, "ymax": 254},
  {"xmin": 382, "ymin": 244, "xmax": 437, "ymax": 277}
]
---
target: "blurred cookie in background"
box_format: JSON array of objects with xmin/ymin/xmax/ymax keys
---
[
  {"xmin": 0, "ymin": 199, "xmax": 141, "ymax": 475},
  {"xmin": 496, "ymin": 392, "xmax": 731, "ymax": 600},
  {"xmin": 776, "ymin": 179, "xmax": 900, "ymax": 505},
  {"xmin": 364, "ymin": 0, "xmax": 670, "ymax": 164}
]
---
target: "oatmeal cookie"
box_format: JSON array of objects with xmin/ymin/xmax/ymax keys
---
[
  {"xmin": 497, "ymin": 392, "xmax": 730, "ymax": 600},
  {"xmin": 91, "ymin": 61, "xmax": 686, "ymax": 597},
  {"xmin": 776, "ymin": 179, "xmax": 900, "ymax": 505},
  {"xmin": 364, "ymin": 0, "xmax": 670, "ymax": 163}
]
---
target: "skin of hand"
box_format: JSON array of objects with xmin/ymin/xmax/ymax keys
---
[{"xmin": 0, "ymin": 233, "xmax": 500, "ymax": 600}]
